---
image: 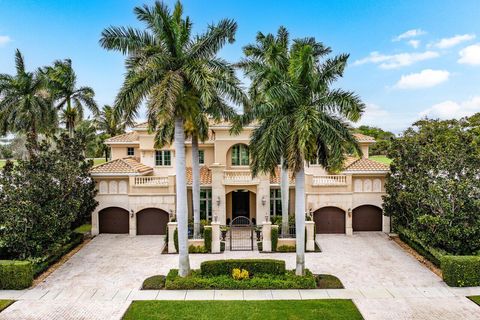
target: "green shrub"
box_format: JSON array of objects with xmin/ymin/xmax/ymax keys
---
[
  {"xmin": 204, "ymin": 227, "xmax": 212, "ymax": 253},
  {"xmin": 397, "ymin": 227, "xmax": 445, "ymax": 267},
  {"xmin": 200, "ymin": 259, "xmax": 286, "ymax": 277},
  {"xmin": 271, "ymin": 226, "xmax": 278, "ymax": 252},
  {"xmin": 277, "ymin": 245, "xmax": 295, "ymax": 252},
  {"xmin": 0, "ymin": 260, "xmax": 33, "ymax": 289},
  {"xmin": 220, "ymin": 242, "xmax": 225, "ymax": 252},
  {"xmin": 441, "ymin": 255, "xmax": 480, "ymax": 287},
  {"xmin": 174, "ymin": 228, "xmax": 178, "ymax": 252},
  {"xmin": 316, "ymin": 274, "xmax": 344, "ymax": 289},
  {"xmin": 189, "ymin": 245, "xmax": 208, "ymax": 253},
  {"xmin": 165, "ymin": 269, "xmax": 316, "ymax": 290},
  {"xmin": 142, "ymin": 275, "xmax": 166, "ymax": 290}
]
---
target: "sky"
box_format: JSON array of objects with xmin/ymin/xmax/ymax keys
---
[{"xmin": 0, "ymin": 0, "xmax": 479, "ymax": 133}]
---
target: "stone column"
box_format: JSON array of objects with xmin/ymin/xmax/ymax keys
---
[
  {"xmin": 210, "ymin": 163, "xmax": 226, "ymax": 224},
  {"xmin": 346, "ymin": 208, "xmax": 353, "ymax": 236},
  {"xmin": 168, "ymin": 222, "xmax": 177, "ymax": 253},
  {"xmin": 256, "ymin": 174, "xmax": 270, "ymax": 224},
  {"xmin": 305, "ymin": 221, "xmax": 315, "ymax": 251},
  {"xmin": 262, "ymin": 221, "xmax": 272, "ymax": 252},
  {"xmin": 211, "ymin": 222, "xmax": 221, "ymax": 253},
  {"xmin": 383, "ymin": 215, "xmax": 391, "ymax": 233},
  {"xmin": 91, "ymin": 209, "xmax": 99, "ymax": 236}
]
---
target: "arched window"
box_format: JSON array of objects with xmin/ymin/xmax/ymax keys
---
[{"xmin": 231, "ymin": 144, "xmax": 249, "ymax": 166}]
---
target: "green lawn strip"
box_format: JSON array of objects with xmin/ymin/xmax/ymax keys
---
[
  {"xmin": 92, "ymin": 158, "xmax": 107, "ymax": 166},
  {"xmin": 0, "ymin": 300, "xmax": 14, "ymax": 313},
  {"xmin": 74, "ymin": 224, "xmax": 91, "ymax": 234},
  {"xmin": 468, "ymin": 296, "xmax": 480, "ymax": 306},
  {"xmin": 122, "ymin": 300, "xmax": 364, "ymax": 320},
  {"xmin": 369, "ymin": 155, "xmax": 392, "ymax": 165}
]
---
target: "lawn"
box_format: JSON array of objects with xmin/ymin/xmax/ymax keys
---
[
  {"xmin": 74, "ymin": 224, "xmax": 91, "ymax": 234},
  {"xmin": 370, "ymin": 155, "xmax": 392, "ymax": 165},
  {"xmin": 468, "ymin": 296, "xmax": 480, "ymax": 306},
  {"xmin": 0, "ymin": 300, "xmax": 14, "ymax": 313},
  {"xmin": 122, "ymin": 300, "xmax": 363, "ymax": 320}
]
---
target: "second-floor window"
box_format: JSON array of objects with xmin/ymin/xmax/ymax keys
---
[
  {"xmin": 155, "ymin": 150, "xmax": 171, "ymax": 166},
  {"xmin": 231, "ymin": 144, "xmax": 249, "ymax": 166},
  {"xmin": 270, "ymin": 188, "xmax": 282, "ymax": 217},
  {"xmin": 127, "ymin": 147, "xmax": 134, "ymax": 156},
  {"xmin": 198, "ymin": 150, "xmax": 205, "ymax": 165},
  {"xmin": 200, "ymin": 188, "xmax": 212, "ymax": 221}
]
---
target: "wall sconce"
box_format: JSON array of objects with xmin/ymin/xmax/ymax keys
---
[
  {"xmin": 261, "ymin": 195, "xmax": 266, "ymax": 206},
  {"xmin": 214, "ymin": 215, "xmax": 218, "ymax": 223},
  {"xmin": 348, "ymin": 208, "xmax": 352, "ymax": 218},
  {"xmin": 265, "ymin": 214, "xmax": 269, "ymax": 222},
  {"xmin": 130, "ymin": 209, "xmax": 134, "ymax": 218},
  {"xmin": 216, "ymin": 196, "xmax": 221, "ymax": 207},
  {"xmin": 169, "ymin": 210, "xmax": 175, "ymax": 222}
]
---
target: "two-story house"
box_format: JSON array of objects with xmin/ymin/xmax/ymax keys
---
[{"xmin": 90, "ymin": 121, "xmax": 390, "ymax": 238}]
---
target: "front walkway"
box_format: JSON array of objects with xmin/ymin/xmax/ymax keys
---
[{"xmin": 0, "ymin": 233, "xmax": 479, "ymax": 319}]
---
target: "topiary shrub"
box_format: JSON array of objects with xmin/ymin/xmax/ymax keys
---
[
  {"xmin": 0, "ymin": 260, "xmax": 33, "ymax": 289},
  {"xmin": 200, "ymin": 259, "xmax": 286, "ymax": 277},
  {"xmin": 271, "ymin": 226, "xmax": 278, "ymax": 252},
  {"xmin": 203, "ymin": 227, "xmax": 212, "ymax": 253},
  {"xmin": 142, "ymin": 275, "xmax": 166, "ymax": 290},
  {"xmin": 441, "ymin": 255, "xmax": 480, "ymax": 287},
  {"xmin": 277, "ymin": 245, "xmax": 295, "ymax": 252},
  {"xmin": 189, "ymin": 245, "xmax": 208, "ymax": 253},
  {"xmin": 174, "ymin": 228, "xmax": 178, "ymax": 252}
]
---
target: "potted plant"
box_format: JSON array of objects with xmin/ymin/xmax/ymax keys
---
[
  {"xmin": 255, "ymin": 226, "xmax": 262, "ymax": 241},
  {"xmin": 220, "ymin": 226, "xmax": 229, "ymax": 241}
]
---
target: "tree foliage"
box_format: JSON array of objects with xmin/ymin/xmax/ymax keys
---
[
  {"xmin": 383, "ymin": 116, "xmax": 480, "ymax": 255},
  {"xmin": 355, "ymin": 125, "xmax": 395, "ymax": 155},
  {"xmin": 0, "ymin": 134, "xmax": 98, "ymax": 260}
]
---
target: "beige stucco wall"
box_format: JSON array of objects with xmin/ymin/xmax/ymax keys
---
[{"xmin": 111, "ymin": 145, "xmax": 139, "ymax": 160}]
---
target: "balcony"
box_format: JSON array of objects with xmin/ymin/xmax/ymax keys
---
[
  {"xmin": 223, "ymin": 170, "xmax": 259, "ymax": 185},
  {"xmin": 312, "ymin": 175, "xmax": 347, "ymax": 186},
  {"xmin": 134, "ymin": 176, "xmax": 169, "ymax": 187}
]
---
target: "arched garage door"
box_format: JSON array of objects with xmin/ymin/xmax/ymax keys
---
[
  {"xmin": 136, "ymin": 208, "xmax": 169, "ymax": 235},
  {"xmin": 314, "ymin": 207, "xmax": 345, "ymax": 234},
  {"xmin": 353, "ymin": 205, "xmax": 382, "ymax": 231},
  {"xmin": 99, "ymin": 207, "xmax": 129, "ymax": 234}
]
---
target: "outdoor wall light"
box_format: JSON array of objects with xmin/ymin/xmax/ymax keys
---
[
  {"xmin": 214, "ymin": 215, "xmax": 218, "ymax": 223},
  {"xmin": 348, "ymin": 208, "xmax": 352, "ymax": 218},
  {"xmin": 261, "ymin": 195, "xmax": 266, "ymax": 206},
  {"xmin": 265, "ymin": 214, "xmax": 269, "ymax": 222},
  {"xmin": 130, "ymin": 209, "xmax": 134, "ymax": 218},
  {"xmin": 216, "ymin": 196, "xmax": 221, "ymax": 207}
]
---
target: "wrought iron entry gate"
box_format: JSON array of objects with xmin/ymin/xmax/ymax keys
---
[{"xmin": 229, "ymin": 216, "xmax": 254, "ymax": 251}]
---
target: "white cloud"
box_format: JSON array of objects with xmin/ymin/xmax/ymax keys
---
[
  {"xmin": 354, "ymin": 51, "xmax": 439, "ymax": 69},
  {"xmin": 395, "ymin": 69, "xmax": 450, "ymax": 89},
  {"xmin": 0, "ymin": 35, "xmax": 11, "ymax": 46},
  {"xmin": 393, "ymin": 29, "xmax": 426, "ymax": 41},
  {"xmin": 408, "ymin": 40, "xmax": 421, "ymax": 48},
  {"xmin": 458, "ymin": 44, "xmax": 480, "ymax": 65},
  {"xmin": 419, "ymin": 96, "xmax": 480, "ymax": 119},
  {"xmin": 433, "ymin": 34, "xmax": 476, "ymax": 49}
]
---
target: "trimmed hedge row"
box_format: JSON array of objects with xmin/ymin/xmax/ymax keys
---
[
  {"xmin": 397, "ymin": 227, "xmax": 445, "ymax": 267},
  {"xmin": 165, "ymin": 269, "xmax": 316, "ymax": 290},
  {"xmin": 441, "ymin": 256, "xmax": 480, "ymax": 287},
  {"xmin": 271, "ymin": 226, "xmax": 278, "ymax": 252},
  {"xmin": 0, "ymin": 260, "xmax": 33, "ymax": 289},
  {"xmin": 204, "ymin": 227, "xmax": 212, "ymax": 253},
  {"xmin": 200, "ymin": 259, "xmax": 286, "ymax": 276}
]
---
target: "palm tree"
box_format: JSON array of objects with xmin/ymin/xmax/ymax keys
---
[
  {"xmin": 0, "ymin": 49, "xmax": 56, "ymax": 152},
  {"xmin": 242, "ymin": 28, "xmax": 364, "ymax": 275},
  {"xmin": 42, "ymin": 59, "xmax": 98, "ymax": 136},
  {"xmin": 100, "ymin": 1, "xmax": 245, "ymax": 276},
  {"xmin": 96, "ymin": 105, "xmax": 126, "ymax": 161}
]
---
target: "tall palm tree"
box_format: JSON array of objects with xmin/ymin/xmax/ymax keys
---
[
  {"xmin": 96, "ymin": 105, "xmax": 126, "ymax": 161},
  {"xmin": 242, "ymin": 28, "xmax": 364, "ymax": 275},
  {"xmin": 0, "ymin": 49, "xmax": 56, "ymax": 151},
  {"xmin": 100, "ymin": 1, "xmax": 245, "ymax": 276},
  {"xmin": 42, "ymin": 59, "xmax": 98, "ymax": 136}
]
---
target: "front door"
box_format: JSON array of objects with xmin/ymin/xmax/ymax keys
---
[{"xmin": 232, "ymin": 191, "xmax": 249, "ymax": 219}]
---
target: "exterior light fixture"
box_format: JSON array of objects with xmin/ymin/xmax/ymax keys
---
[
  {"xmin": 216, "ymin": 196, "xmax": 221, "ymax": 207},
  {"xmin": 214, "ymin": 215, "xmax": 218, "ymax": 223},
  {"xmin": 261, "ymin": 195, "xmax": 266, "ymax": 206},
  {"xmin": 265, "ymin": 214, "xmax": 269, "ymax": 222},
  {"xmin": 130, "ymin": 209, "xmax": 134, "ymax": 218},
  {"xmin": 348, "ymin": 208, "xmax": 352, "ymax": 218}
]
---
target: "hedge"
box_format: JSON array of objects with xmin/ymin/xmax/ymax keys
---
[
  {"xmin": 142, "ymin": 275, "xmax": 166, "ymax": 290},
  {"xmin": 0, "ymin": 260, "xmax": 33, "ymax": 289},
  {"xmin": 271, "ymin": 226, "xmax": 278, "ymax": 252},
  {"xmin": 200, "ymin": 259, "xmax": 286, "ymax": 276},
  {"xmin": 397, "ymin": 227, "xmax": 445, "ymax": 267},
  {"xmin": 174, "ymin": 228, "xmax": 179, "ymax": 252},
  {"xmin": 441, "ymin": 256, "xmax": 480, "ymax": 287},
  {"xmin": 204, "ymin": 227, "xmax": 212, "ymax": 253}
]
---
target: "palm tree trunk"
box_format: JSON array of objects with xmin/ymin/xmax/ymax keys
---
[
  {"xmin": 67, "ymin": 98, "xmax": 74, "ymax": 137},
  {"xmin": 280, "ymin": 158, "xmax": 289, "ymax": 237},
  {"xmin": 295, "ymin": 164, "xmax": 306, "ymax": 276},
  {"xmin": 191, "ymin": 133, "xmax": 201, "ymax": 238},
  {"xmin": 175, "ymin": 116, "xmax": 190, "ymax": 277}
]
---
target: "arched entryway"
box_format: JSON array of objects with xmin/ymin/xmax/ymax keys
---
[
  {"xmin": 313, "ymin": 207, "xmax": 345, "ymax": 234},
  {"xmin": 136, "ymin": 208, "xmax": 169, "ymax": 235},
  {"xmin": 353, "ymin": 205, "xmax": 383, "ymax": 231},
  {"xmin": 99, "ymin": 207, "xmax": 129, "ymax": 234}
]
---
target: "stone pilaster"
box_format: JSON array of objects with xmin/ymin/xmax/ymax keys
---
[
  {"xmin": 210, "ymin": 163, "xmax": 226, "ymax": 224},
  {"xmin": 168, "ymin": 222, "xmax": 177, "ymax": 253},
  {"xmin": 262, "ymin": 221, "xmax": 272, "ymax": 252},
  {"xmin": 211, "ymin": 222, "xmax": 221, "ymax": 253},
  {"xmin": 305, "ymin": 221, "xmax": 315, "ymax": 251}
]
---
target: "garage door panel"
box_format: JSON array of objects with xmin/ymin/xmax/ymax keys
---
[
  {"xmin": 137, "ymin": 208, "xmax": 169, "ymax": 235},
  {"xmin": 314, "ymin": 207, "xmax": 345, "ymax": 234},
  {"xmin": 353, "ymin": 205, "xmax": 382, "ymax": 231},
  {"xmin": 99, "ymin": 207, "xmax": 129, "ymax": 234}
]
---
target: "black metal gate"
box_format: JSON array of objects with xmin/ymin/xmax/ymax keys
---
[{"xmin": 229, "ymin": 216, "xmax": 254, "ymax": 251}]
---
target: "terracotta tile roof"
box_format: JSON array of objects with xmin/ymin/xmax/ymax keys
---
[
  {"xmin": 269, "ymin": 166, "xmax": 295, "ymax": 184},
  {"xmin": 132, "ymin": 121, "xmax": 148, "ymax": 129},
  {"xmin": 344, "ymin": 157, "xmax": 389, "ymax": 172},
  {"xmin": 91, "ymin": 157, "xmax": 153, "ymax": 175},
  {"xmin": 105, "ymin": 132, "xmax": 139, "ymax": 143},
  {"xmin": 353, "ymin": 133, "xmax": 376, "ymax": 143},
  {"xmin": 186, "ymin": 166, "xmax": 212, "ymax": 185}
]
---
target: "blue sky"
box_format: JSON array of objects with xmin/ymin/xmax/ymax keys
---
[{"xmin": 1, "ymin": 0, "xmax": 479, "ymax": 133}]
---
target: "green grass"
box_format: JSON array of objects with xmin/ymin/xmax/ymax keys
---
[
  {"xmin": 122, "ymin": 300, "xmax": 363, "ymax": 320},
  {"xmin": 370, "ymin": 155, "xmax": 392, "ymax": 165},
  {"xmin": 468, "ymin": 296, "xmax": 480, "ymax": 306},
  {"xmin": 74, "ymin": 224, "xmax": 91, "ymax": 234},
  {"xmin": 0, "ymin": 300, "xmax": 14, "ymax": 313}
]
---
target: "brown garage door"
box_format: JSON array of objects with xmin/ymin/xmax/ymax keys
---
[
  {"xmin": 314, "ymin": 207, "xmax": 345, "ymax": 234},
  {"xmin": 353, "ymin": 205, "xmax": 382, "ymax": 231},
  {"xmin": 136, "ymin": 208, "xmax": 169, "ymax": 235},
  {"xmin": 99, "ymin": 207, "xmax": 129, "ymax": 234}
]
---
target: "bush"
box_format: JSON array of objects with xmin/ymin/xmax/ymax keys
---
[
  {"xmin": 397, "ymin": 227, "xmax": 445, "ymax": 267},
  {"xmin": 165, "ymin": 269, "xmax": 316, "ymax": 290},
  {"xmin": 232, "ymin": 268, "xmax": 249, "ymax": 280},
  {"xmin": 200, "ymin": 259, "xmax": 286, "ymax": 277},
  {"xmin": 271, "ymin": 226, "xmax": 278, "ymax": 252},
  {"xmin": 189, "ymin": 245, "xmax": 208, "ymax": 253},
  {"xmin": 316, "ymin": 274, "xmax": 344, "ymax": 289},
  {"xmin": 0, "ymin": 260, "xmax": 33, "ymax": 289},
  {"xmin": 441, "ymin": 255, "xmax": 480, "ymax": 287},
  {"xmin": 204, "ymin": 227, "xmax": 212, "ymax": 253},
  {"xmin": 174, "ymin": 228, "xmax": 178, "ymax": 252},
  {"xmin": 142, "ymin": 275, "xmax": 166, "ymax": 290},
  {"xmin": 277, "ymin": 245, "xmax": 295, "ymax": 252}
]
